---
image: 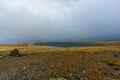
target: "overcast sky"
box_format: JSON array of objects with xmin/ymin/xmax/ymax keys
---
[{"xmin": 0, "ymin": 0, "xmax": 120, "ymax": 43}]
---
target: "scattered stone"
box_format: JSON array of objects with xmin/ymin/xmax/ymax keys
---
[
  {"xmin": 104, "ymin": 69, "xmax": 113, "ymax": 75},
  {"xmin": 6, "ymin": 78, "xmax": 13, "ymax": 80},
  {"xmin": 114, "ymin": 67, "xmax": 120, "ymax": 71},
  {"xmin": 71, "ymin": 74, "xmax": 82, "ymax": 80},
  {"xmin": 103, "ymin": 68, "xmax": 119, "ymax": 77},
  {"xmin": 23, "ymin": 66, "xmax": 26, "ymax": 70},
  {"xmin": 36, "ymin": 75, "xmax": 41, "ymax": 79},
  {"xmin": 69, "ymin": 73, "xmax": 73, "ymax": 77},
  {"xmin": 80, "ymin": 69, "xmax": 86, "ymax": 77}
]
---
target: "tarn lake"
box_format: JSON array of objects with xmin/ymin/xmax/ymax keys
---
[{"xmin": 33, "ymin": 42, "xmax": 98, "ymax": 47}]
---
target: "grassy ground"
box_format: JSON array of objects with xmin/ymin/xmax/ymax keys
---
[{"xmin": 0, "ymin": 41, "xmax": 120, "ymax": 80}]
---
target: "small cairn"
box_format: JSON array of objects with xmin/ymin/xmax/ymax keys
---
[{"xmin": 10, "ymin": 49, "xmax": 21, "ymax": 57}]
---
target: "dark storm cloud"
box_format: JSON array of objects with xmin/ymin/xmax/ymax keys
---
[{"xmin": 0, "ymin": 0, "xmax": 120, "ymax": 43}]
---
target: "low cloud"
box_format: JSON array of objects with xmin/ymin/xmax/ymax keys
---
[{"xmin": 0, "ymin": 0, "xmax": 120, "ymax": 43}]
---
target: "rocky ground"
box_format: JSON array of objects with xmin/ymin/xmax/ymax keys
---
[{"xmin": 0, "ymin": 42, "xmax": 120, "ymax": 80}]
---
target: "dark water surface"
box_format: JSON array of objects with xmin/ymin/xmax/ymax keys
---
[{"xmin": 33, "ymin": 42, "xmax": 98, "ymax": 47}]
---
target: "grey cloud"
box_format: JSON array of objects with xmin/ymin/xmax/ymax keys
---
[{"xmin": 0, "ymin": 0, "xmax": 120, "ymax": 43}]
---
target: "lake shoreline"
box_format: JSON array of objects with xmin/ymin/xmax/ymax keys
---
[{"xmin": 31, "ymin": 42, "xmax": 99, "ymax": 48}]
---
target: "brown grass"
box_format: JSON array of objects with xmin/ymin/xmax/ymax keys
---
[{"xmin": 0, "ymin": 42, "xmax": 120, "ymax": 80}]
